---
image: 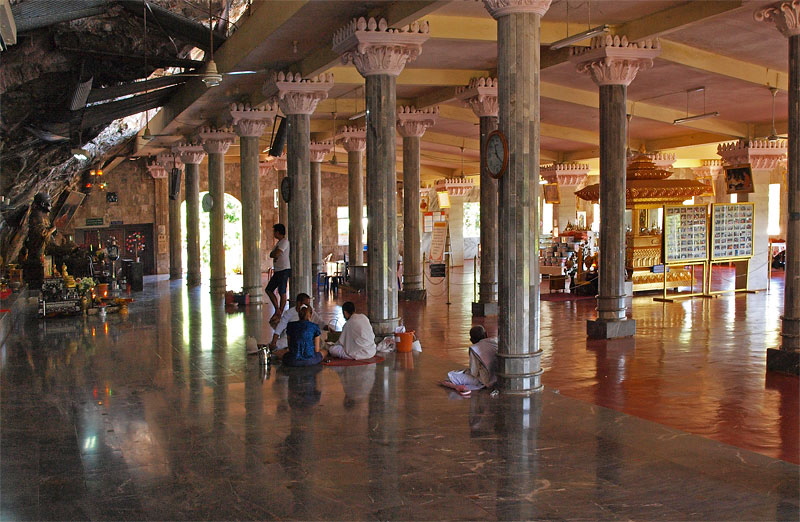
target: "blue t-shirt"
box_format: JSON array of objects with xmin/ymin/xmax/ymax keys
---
[{"xmin": 283, "ymin": 320, "xmax": 323, "ymax": 367}]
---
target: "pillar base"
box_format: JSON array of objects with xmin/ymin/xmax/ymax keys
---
[
  {"xmin": 497, "ymin": 351, "xmax": 543, "ymax": 395},
  {"xmin": 245, "ymin": 289, "xmax": 264, "ymax": 305},
  {"xmin": 766, "ymin": 348, "xmax": 800, "ymax": 376},
  {"xmin": 587, "ymin": 318, "xmax": 636, "ymax": 340},
  {"xmin": 169, "ymin": 273, "xmax": 182, "ymax": 280},
  {"xmin": 400, "ymin": 289, "xmax": 426, "ymax": 301},
  {"xmin": 472, "ymin": 301, "xmax": 498, "ymax": 317},
  {"xmin": 210, "ymin": 279, "xmax": 226, "ymax": 296},
  {"xmin": 187, "ymin": 274, "xmax": 201, "ymax": 287},
  {"xmin": 371, "ymin": 316, "xmax": 400, "ymax": 337}
]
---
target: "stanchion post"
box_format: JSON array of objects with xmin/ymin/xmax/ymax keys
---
[{"xmin": 446, "ymin": 252, "xmax": 451, "ymax": 305}]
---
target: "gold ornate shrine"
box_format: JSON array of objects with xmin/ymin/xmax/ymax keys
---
[{"xmin": 576, "ymin": 154, "xmax": 710, "ymax": 292}]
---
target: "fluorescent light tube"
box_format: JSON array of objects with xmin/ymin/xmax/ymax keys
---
[
  {"xmin": 672, "ymin": 112, "xmax": 719, "ymax": 125},
  {"xmin": 549, "ymin": 25, "xmax": 609, "ymax": 50}
]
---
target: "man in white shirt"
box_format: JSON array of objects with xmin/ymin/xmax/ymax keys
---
[
  {"xmin": 266, "ymin": 223, "xmax": 290, "ymax": 324},
  {"xmin": 440, "ymin": 325, "xmax": 498, "ymax": 396},
  {"xmin": 328, "ymin": 302, "xmax": 377, "ymax": 360},
  {"xmin": 267, "ymin": 293, "xmax": 327, "ymax": 351}
]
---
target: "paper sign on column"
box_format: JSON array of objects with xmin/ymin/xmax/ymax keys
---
[{"xmin": 429, "ymin": 221, "xmax": 448, "ymax": 262}]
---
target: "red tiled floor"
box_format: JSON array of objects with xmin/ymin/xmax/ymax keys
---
[{"xmin": 316, "ymin": 263, "xmax": 799, "ymax": 464}]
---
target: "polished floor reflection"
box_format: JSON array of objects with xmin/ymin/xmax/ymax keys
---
[{"xmin": 1, "ymin": 269, "xmax": 798, "ymax": 520}]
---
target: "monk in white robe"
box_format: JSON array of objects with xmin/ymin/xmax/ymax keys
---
[{"xmin": 328, "ymin": 302, "xmax": 377, "ymax": 360}]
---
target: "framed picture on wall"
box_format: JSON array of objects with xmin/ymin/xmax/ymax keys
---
[
  {"xmin": 724, "ymin": 164, "xmax": 754, "ymax": 194},
  {"xmin": 543, "ymin": 183, "xmax": 560, "ymax": 204},
  {"xmin": 53, "ymin": 191, "xmax": 86, "ymax": 230}
]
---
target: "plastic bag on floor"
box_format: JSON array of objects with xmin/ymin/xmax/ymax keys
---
[
  {"xmin": 245, "ymin": 336, "xmax": 259, "ymax": 354},
  {"xmin": 412, "ymin": 339, "xmax": 422, "ymax": 352},
  {"xmin": 376, "ymin": 336, "xmax": 395, "ymax": 353}
]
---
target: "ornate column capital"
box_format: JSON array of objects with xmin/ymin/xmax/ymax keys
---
[
  {"xmin": 337, "ymin": 125, "xmax": 366, "ymax": 152},
  {"xmin": 717, "ymin": 139, "xmax": 788, "ymax": 169},
  {"xmin": 483, "ymin": 0, "xmax": 552, "ymax": 18},
  {"xmin": 230, "ymin": 102, "xmax": 278, "ymax": 137},
  {"xmin": 156, "ymin": 152, "xmax": 182, "ymax": 170},
  {"xmin": 396, "ymin": 106, "xmax": 438, "ymax": 137},
  {"xmin": 274, "ymin": 155, "xmax": 287, "ymax": 171},
  {"xmin": 755, "ymin": 1, "xmax": 800, "ymax": 37},
  {"xmin": 147, "ymin": 162, "xmax": 168, "ymax": 179},
  {"xmin": 173, "ymin": 142, "xmax": 206, "ymax": 165},
  {"xmin": 456, "ymin": 77, "xmax": 499, "ymax": 118},
  {"xmin": 263, "ymin": 71, "xmax": 334, "ymax": 115},
  {"xmin": 540, "ymin": 162, "xmax": 590, "ymax": 186},
  {"xmin": 333, "ymin": 17, "xmax": 430, "ymax": 77},
  {"xmin": 571, "ymin": 35, "xmax": 661, "ymax": 86},
  {"xmin": 198, "ymin": 127, "xmax": 236, "ymax": 155},
  {"xmin": 692, "ymin": 159, "xmax": 725, "ymax": 179},
  {"xmin": 309, "ymin": 141, "xmax": 333, "ymax": 163},
  {"xmin": 258, "ymin": 160, "xmax": 275, "ymax": 178}
]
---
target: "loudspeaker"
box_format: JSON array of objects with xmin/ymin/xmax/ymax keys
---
[
  {"xmin": 169, "ymin": 167, "xmax": 182, "ymax": 200},
  {"xmin": 269, "ymin": 116, "xmax": 288, "ymax": 157}
]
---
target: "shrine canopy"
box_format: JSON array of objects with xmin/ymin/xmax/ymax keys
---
[{"xmin": 576, "ymin": 154, "xmax": 709, "ymax": 208}]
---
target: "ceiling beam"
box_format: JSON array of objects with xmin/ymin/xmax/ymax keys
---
[
  {"xmin": 610, "ymin": 1, "xmax": 745, "ymax": 42},
  {"xmin": 539, "ymin": 82, "xmax": 748, "ymax": 137},
  {"xmin": 658, "ymin": 40, "xmax": 788, "ymax": 92}
]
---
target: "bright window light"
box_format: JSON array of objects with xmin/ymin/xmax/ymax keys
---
[
  {"xmin": 542, "ymin": 203, "xmax": 554, "ymax": 234},
  {"xmin": 768, "ymin": 183, "xmax": 781, "ymax": 235},
  {"xmin": 592, "ymin": 203, "xmax": 600, "ymax": 232}
]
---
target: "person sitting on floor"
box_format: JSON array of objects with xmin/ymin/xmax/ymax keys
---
[
  {"xmin": 328, "ymin": 302, "xmax": 377, "ymax": 360},
  {"xmin": 268, "ymin": 293, "xmax": 327, "ymax": 352},
  {"xmin": 440, "ymin": 325, "xmax": 498, "ymax": 396},
  {"xmin": 271, "ymin": 304, "xmax": 328, "ymax": 367}
]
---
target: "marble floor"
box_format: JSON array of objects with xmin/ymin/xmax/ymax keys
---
[{"xmin": 1, "ymin": 268, "xmax": 798, "ymax": 521}]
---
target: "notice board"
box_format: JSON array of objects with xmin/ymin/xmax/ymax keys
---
[
  {"xmin": 710, "ymin": 202, "xmax": 755, "ymax": 260},
  {"xmin": 663, "ymin": 204, "xmax": 708, "ymax": 264}
]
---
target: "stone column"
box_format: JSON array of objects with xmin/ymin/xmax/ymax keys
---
[
  {"xmin": 396, "ymin": 106, "xmax": 438, "ymax": 300},
  {"xmin": 541, "ymin": 163, "xmax": 590, "ymax": 232},
  {"xmin": 757, "ymin": 1, "xmax": 800, "ymax": 372},
  {"xmin": 457, "ymin": 77, "xmax": 499, "ymax": 316},
  {"xmin": 157, "ymin": 152, "xmax": 183, "ymax": 280},
  {"xmin": 572, "ymin": 35, "xmax": 660, "ymax": 339},
  {"xmin": 199, "ymin": 127, "xmax": 235, "ymax": 297},
  {"xmin": 231, "ymin": 103, "xmax": 277, "ymax": 304},
  {"xmin": 338, "ymin": 126, "xmax": 366, "ymax": 265},
  {"xmin": 274, "ymin": 156, "xmax": 289, "ymax": 227},
  {"xmin": 483, "ymin": 0, "xmax": 551, "ymax": 394},
  {"xmin": 334, "ymin": 16, "xmax": 430, "ymax": 335},
  {"xmin": 264, "ymin": 71, "xmax": 334, "ymax": 299},
  {"xmin": 175, "ymin": 143, "xmax": 207, "ymax": 287},
  {"xmin": 310, "ymin": 141, "xmax": 333, "ymax": 280},
  {"xmin": 717, "ymin": 140, "xmax": 787, "ymax": 291}
]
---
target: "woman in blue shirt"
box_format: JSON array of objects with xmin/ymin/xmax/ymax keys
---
[{"xmin": 282, "ymin": 305, "xmax": 327, "ymax": 367}]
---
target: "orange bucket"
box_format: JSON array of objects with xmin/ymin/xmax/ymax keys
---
[{"xmin": 395, "ymin": 331, "xmax": 415, "ymax": 353}]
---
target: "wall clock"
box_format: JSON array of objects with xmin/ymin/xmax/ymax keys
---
[
  {"xmin": 202, "ymin": 193, "xmax": 214, "ymax": 212},
  {"xmin": 484, "ymin": 130, "xmax": 509, "ymax": 179}
]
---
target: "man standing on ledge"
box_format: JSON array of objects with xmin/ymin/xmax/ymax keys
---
[{"xmin": 266, "ymin": 223, "xmax": 290, "ymax": 325}]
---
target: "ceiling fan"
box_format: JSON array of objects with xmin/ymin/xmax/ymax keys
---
[
  {"xmin": 166, "ymin": 0, "xmax": 264, "ymax": 88},
  {"xmin": 765, "ymin": 86, "xmax": 788, "ymax": 142}
]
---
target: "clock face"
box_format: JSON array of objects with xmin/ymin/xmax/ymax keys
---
[{"xmin": 485, "ymin": 131, "xmax": 507, "ymax": 179}]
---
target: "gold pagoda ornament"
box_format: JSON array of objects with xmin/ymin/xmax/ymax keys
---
[
  {"xmin": 576, "ymin": 152, "xmax": 710, "ymax": 292},
  {"xmin": 575, "ymin": 153, "xmax": 709, "ymax": 206}
]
